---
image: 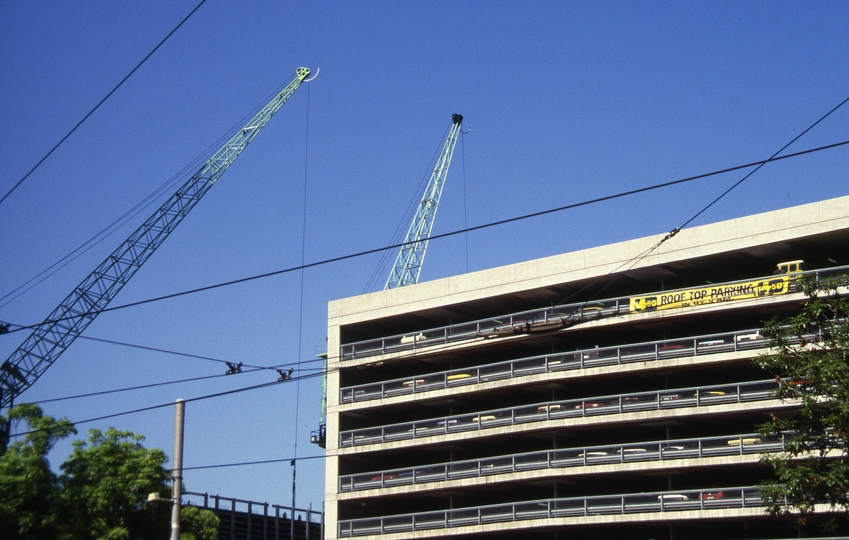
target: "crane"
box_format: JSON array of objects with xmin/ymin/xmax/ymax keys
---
[
  {"xmin": 384, "ymin": 113, "xmax": 463, "ymax": 289},
  {"xmin": 310, "ymin": 114, "xmax": 464, "ymax": 449},
  {"xmin": 0, "ymin": 67, "xmax": 312, "ymax": 429}
]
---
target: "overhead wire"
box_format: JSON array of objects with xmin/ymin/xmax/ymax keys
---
[
  {"xmin": 679, "ymin": 94, "xmax": 849, "ymax": 230},
  {"xmin": 0, "ymin": 328, "xmax": 320, "ymax": 404},
  {"xmin": 3, "ymin": 133, "xmax": 848, "ymax": 413},
  {"xmin": 0, "ymin": 0, "xmax": 209, "ymax": 207},
  {"xmin": 2, "ymin": 137, "xmax": 847, "ymax": 337},
  {"xmin": 30, "ymin": 370, "xmax": 262, "ymax": 405},
  {"xmin": 8, "ymin": 98, "xmax": 848, "ymax": 481},
  {"xmin": 548, "ymin": 92, "xmax": 849, "ymax": 310},
  {"xmin": 181, "ymin": 453, "xmax": 326, "ymax": 472},
  {"xmin": 76, "ymin": 334, "xmax": 269, "ymax": 369},
  {"xmin": 11, "ymin": 372, "xmax": 323, "ymax": 439},
  {"xmin": 0, "ymin": 80, "xmax": 300, "ymax": 310}
]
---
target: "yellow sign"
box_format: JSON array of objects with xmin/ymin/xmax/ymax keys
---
[{"xmin": 630, "ymin": 276, "xmax": 791, "ymax": 313}]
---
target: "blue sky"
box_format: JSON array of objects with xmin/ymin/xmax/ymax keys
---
[{"xmin": 1, "ymin": 0, "xmax": 848, "ymax": 512}]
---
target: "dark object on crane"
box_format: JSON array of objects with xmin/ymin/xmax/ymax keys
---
[
  {"xmin": 277, "ymin": 367, "xmax": 294, "ymax": 381},
  {"xmin": 225, "ymin": 362, "xmax": 243, "ymax": 375},
  {"xmin": 0, "ymin": 68, "xmax": 312, "ymax": 420},
  {"xmin": 310, "ymin": 424, "xmax": 326, "ymax": 448},
  {"xmin": 385, "ymin": 113, "xmax": 464, "ymax": 289}
]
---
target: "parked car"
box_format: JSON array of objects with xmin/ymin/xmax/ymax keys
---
[
  {"xmin": 658, "ymin": 343, "xmax": 689, "ymax": 355},
  {"xmin": 574, "ymin": 401, "xmax": 610, "ymax": 409},
  {"xmin": 735, "ymin": 331, "xmax": 764, "ymax": 342},
  {"xmin": 537, "ymin": 404, "xmax": 563, "ymax": 413},
  {"xmin": 400, "ymin": 333, "xmax": 426, "ymax": 344},
  {"xmin": 726, "ymin": 437, "xmax": 762, "ymax": 446},
  {"xmin": 699, "ymin": 490, "xmax": 724, "ymax": 500}
]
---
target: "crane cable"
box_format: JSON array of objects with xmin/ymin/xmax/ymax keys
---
[
  {"xmin": 461, "ymin": 126, "xmax": 470, "ymax": 274},
  {"xmin": 289, "ymin": 70, "xmax": 313, "ymax": 519}
]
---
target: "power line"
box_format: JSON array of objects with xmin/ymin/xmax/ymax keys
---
[
  {"xmin": 30, "ymin": 370, "xmax": 263, "ymax": 405},
  {"xmin": 0, "ymin": 0, "xmax": 208, "ymax": 207},
  {"xmin": 1, "ymin": 80, "xmax": 295, "ymax": 311},
  {"xmin": 679, "ymin": 94, "xmax": 849, "ymax": 230},
  {"xmin": 10, "ymin": 374, "xmax": 319, "ymax": 439},
  {"xmin": 12, "ymin": 333, "xmax": 323, "ymax": 404},
  {"xmin": 4, "ymin": 138, "xmax": 846, "ymax": 336},
  {"xmin": 77, "ymin": 334, "xmax": 273, "ymax": 369},
  {"xmin": 547, "ymin": 90, "xmax": 849, "ymax": 311},
  {"xmin": 181, "ymin": 453, "xmax": 326, "ymax": 472}
]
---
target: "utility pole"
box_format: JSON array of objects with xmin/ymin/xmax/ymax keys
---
[
  {"xmin": 291, "ymin": 459, "xmax": 297, "ymax": 540},
  {"xmin": 171, "ymin": 399, "xmax": 185, "ymax": 540}
]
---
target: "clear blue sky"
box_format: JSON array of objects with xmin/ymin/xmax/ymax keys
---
[{"xmin": 1, "ymin": 0, "xmax": 848, "ymax": 512}]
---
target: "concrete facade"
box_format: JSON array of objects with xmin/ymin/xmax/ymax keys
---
[{"xmin": 324, "ymin": 195, "xmax": 849, "ymax": 539}]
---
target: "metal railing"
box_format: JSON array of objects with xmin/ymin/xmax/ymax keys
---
[
  {"xmin": 338, "ymin": 486, "xmax": 767, "ymax": 537},
  {"xmin": 339, "ymin": 379, "xmax": 782, "ymax": 448},
  {"xmin": 339, "ymin": 432, "xmax": 786, "ymax": 492},
  {"xmin": 184, "ymin": 492, "xmax": 322, "ymax": 540},
  {"xmin": 340, "ymin": 298, "xmax": 626, "ymax": 360},
  {"xmin": 339, "ymin": 327, "xmax": 801, "ymax": 404},
  {"xmin": 339, "ymin": 265, "xmax": 847, "ymax": 362}
]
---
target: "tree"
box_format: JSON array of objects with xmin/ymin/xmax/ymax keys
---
[
  {"xmin": 180, "ymin": 505, "xmax": 221, "ymax": 540},
  {"xmin": 0, "ymin": 404, "xmax": 75, "ymax": 540},
  {"xmin": 0, "ymin": 405, "xmax": 219, "ymax": 540},
  {"xmin": 755, "ymin": 273, "xmax": 849, "ymax": 524},
  {"xmin": 60, "ymin": 428, "xmax": 172, "ymax": 540}
]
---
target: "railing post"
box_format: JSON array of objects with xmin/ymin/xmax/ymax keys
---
[
  {"xmin": 274, "ymin": 506, "xmax": 280, "ymax": 540},
  {"xmin": 228, "ymin": 497, "xmax": 235, "ymax": 540}
]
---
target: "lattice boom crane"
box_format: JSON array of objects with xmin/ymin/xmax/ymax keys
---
[
  {"xmin": 385, "ymin": 113, "xmax": 463, "ymax": 289},
  {"xmin": 0, "ymin": 67, "xmax": 312, "ymax": 414}
]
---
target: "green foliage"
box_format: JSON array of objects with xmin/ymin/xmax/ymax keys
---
[
  {"xmin": 755, "ymin": 274, "xmax": 849, "ymax": 521},
  {"xmin": 0, "ymin": 405, "xmax": 75, "ymax": 540},
  {"xmin": 60, "ymin": 428, "xmax": 171, "ymax": 540},
  {"xmin": 0, "ymin": 405, "xmax": 214, "ymax": 540},
  {"xmin": 180, "ymin": 505, "xmax": 220, "ymax": 540}
]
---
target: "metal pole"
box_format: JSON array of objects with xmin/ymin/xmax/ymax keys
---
[
  {"xmin": 171, "ymin": 399, "xmax": 185, "ymax": 540},
  {"xmin": 291, "ymin": 459, "xmax": 296, "ymax": 540}
]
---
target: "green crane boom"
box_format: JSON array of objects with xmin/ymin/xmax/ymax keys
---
[
  {"xmin": 0, "ymin": 67, "xmax": 311, "ymax": 415},
  {"xmin": 385, "ymin": 114, "xmax": 463, "ymax": 289}
]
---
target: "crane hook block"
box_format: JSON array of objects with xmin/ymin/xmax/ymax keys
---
[
  {"xmin": 296, "ymin": 67, "xmax": 311, "ymax": 81},
  {"xmin": 452, "ymin": 114, "xmax": 463, "ymax": 125}
]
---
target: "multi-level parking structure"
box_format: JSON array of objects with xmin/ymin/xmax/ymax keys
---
[
  {"xmin": 339, "ymin": 264, "xmax": 847, "ymax": 363},
  {"xmin": 340, "ymin": 432, "xmax": 787, "ymax": 493},
  {"xmin": 323, "ymin": 195, "xmax": 849, "ymax": 540}
]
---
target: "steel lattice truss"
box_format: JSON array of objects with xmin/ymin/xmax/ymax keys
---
[
  {"xmin": 0, "ymin": 67, "xmax": 311, "ymax": 409},
  {"xmin": 385, "ymin": 114, "xmax": 463, "ymax": 289}
]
